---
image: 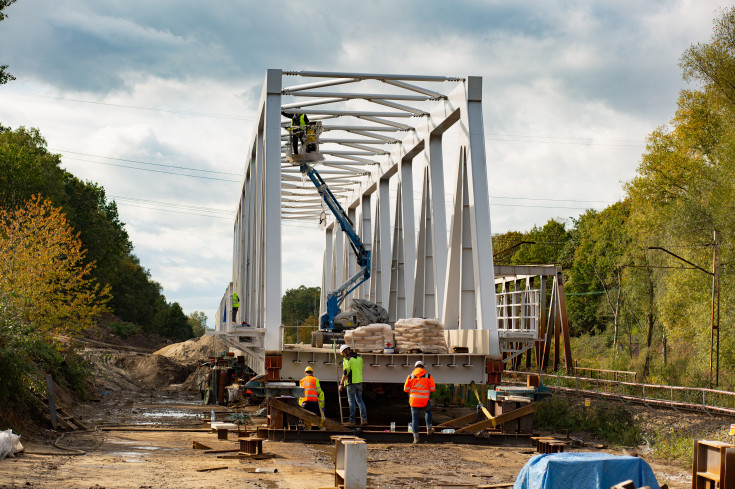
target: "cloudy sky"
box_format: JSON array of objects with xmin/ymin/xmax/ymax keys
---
[{"xmin": 0, "ymin": 0, "xmax": 727, "ymax": 326}]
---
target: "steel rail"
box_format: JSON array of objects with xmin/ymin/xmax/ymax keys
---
[{"xmin": 505, "ymin": 371, "xmax": 735, "ymax": 417}]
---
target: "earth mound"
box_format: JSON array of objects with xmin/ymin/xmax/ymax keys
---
[
  {"xmin": 115, "ymin": 353, "xmax": 192, "ymax": 389},
  {"xmin": 154, "ymin": 335, "xmax": 227, "ymax": 365}
]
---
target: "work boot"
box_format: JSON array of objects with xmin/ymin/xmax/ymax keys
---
[
  {"xmin": 345, "ymin": 421, "xmax": 356, "ymax": 428},
  {"xmin": 427, "ymin": 426, "xmax": 434, "ymax": 435},
  {"xmin": 360, "ymin": 419, "xmax": 368, "ymax": 427},
  {"xmin": 412, "ymin": 434, "xmax": 419, "ymax": 444}
]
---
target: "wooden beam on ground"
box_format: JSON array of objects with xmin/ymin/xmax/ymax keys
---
[
  {"xmin": 268, "ymin": 397, "xmax": 350, "ymax": 432},
  {"xmin": 455, "ymin": 403, "xmax": 536, "ymax": 434},
  {"xmin": 436, "ymin": 411, "xmax": 480, "ymax": 428}
]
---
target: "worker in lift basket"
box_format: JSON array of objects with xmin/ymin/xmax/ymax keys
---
[
  {"xmin": 338, "ymin": 345, "xmax": 367, "ymax": 427},
  {"xmin": 281, "ymin": 111, "xmax": 309, "ymax": 155},
  {"xmin": 404, "ymin": 360, "xmax": 436, "ymax": 444},
  {"xmin": 299, "ymin": 366, "xmax": 324, "ymax": 417}
]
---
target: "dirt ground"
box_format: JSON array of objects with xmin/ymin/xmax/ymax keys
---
[{"xmin": 0, "ymin": 336, "xmax": 713, "ymax": 488}]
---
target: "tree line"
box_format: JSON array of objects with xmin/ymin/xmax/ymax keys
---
[{"xmin": 494, "ymin": 8, "xmax": 735, "ymax": 389}]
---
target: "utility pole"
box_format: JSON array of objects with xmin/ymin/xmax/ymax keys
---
[
  {"xmin": 710, "ymin": 230, "xmax": 721, "ymax": 387},
  {"xmin": 649, "ymin": 233, "xmax": 721, "ymax": 387}
]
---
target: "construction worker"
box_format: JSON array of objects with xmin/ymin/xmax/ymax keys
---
[
  {"xmin": 299, "ymin": 366, "xmax": 324, "ymax": 417},
  {"xmin": 281, "ymin": 111, "xmax": 309, "ymax": 155},
  {"xmin": 231, "ymin": 291, "xmax": 239, "ymax": 323},
  {"xmin": 404, "ymin": 360, "xmax": 436, "ymax": 444},
  {"xmin": 338, "ymin": 345, "xmax": 367, "ymax": 427}
]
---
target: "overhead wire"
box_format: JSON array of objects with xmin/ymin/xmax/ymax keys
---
[
  {"xmin": 0, "ymin": 89, "xmax": 254, "ymax": 121},
  {"xmin": 54, "ymin": 149, "xmax": 241, "ymax": 176}
]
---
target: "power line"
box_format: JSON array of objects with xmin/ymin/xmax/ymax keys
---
[
  {"xmin": 114, "ymin": 201, "xmax": 233, "ymax": 219},
  {"xmin": 0, "ymin": 89, "xmax": 253, "ymax": 121},
  {"xmin": 62, "ymin": 156, "xmax": 240, "ymax": 183},
  {"xmin": 2, "ymin": 89, "xmax": 646, "ymax": 147},
  {"xmin": 110, "ymin": 195, "xmax": 232, "ymax": 215},
  {"xmin": 54, "ymin": 149, "xmax": 241, "ymax": 176},
  {"xmin": 490, "ymin": 195, "xmax": 613, "ymax": 204}
]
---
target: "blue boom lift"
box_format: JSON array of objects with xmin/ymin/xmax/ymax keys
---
[{"xmin": 284, "ymin": 119, "xmax": 387, "ymax": 346}]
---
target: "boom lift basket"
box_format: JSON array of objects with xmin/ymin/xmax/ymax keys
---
[{"xmin": 285, "ymin": 121, "xmax": 323, "ymax": 165}]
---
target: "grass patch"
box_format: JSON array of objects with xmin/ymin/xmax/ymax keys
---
[
  {"xmin": 647, "ymin": 430, "xmax": 696, "ymax": 466},
  {"xmin": 535, "ymin": 396, "xmax": 641, "ymax": 446}
]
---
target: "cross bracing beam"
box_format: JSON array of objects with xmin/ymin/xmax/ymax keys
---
[
  {"xmin": 282, "ymin": 70, "xmax": 463, "ymax": 82},
  {"xmin": 281, "ymin": 109, "xmax": 422, "ymax": 117},
  {"xmin": 322, "ymin": 125, "xmax": 404, "ymax": 132},
  {"xmin": 218, "ymin": 69, "xmax": 501, "ymax": 379},
  {"xmin": 289, "ymin": 91, "xmax": 438, "ymax": 101}
]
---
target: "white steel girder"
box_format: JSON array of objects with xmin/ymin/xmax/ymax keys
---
[{"xmin": 217, "ymin": 70, "xmax": 503, "ymax": 377}]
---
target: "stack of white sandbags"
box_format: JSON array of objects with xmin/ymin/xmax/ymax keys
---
[
  {"xmin": 394, "ymin": 318, "xmax": 448, "ymax": 353},
  {"xmin": 343, "ymin": 323, "xmax": 394, "ymax": 353}
]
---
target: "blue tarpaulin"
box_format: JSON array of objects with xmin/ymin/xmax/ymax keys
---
[{"xmin": 514, "ymin": 452, "xmax": 660, "ymax": 489}]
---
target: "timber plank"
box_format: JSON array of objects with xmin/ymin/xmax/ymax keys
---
[
  {"xmin": 268, "ymin": 397, "xmax": 349, "ymax": 432},
  {"xmin": 455, "ymin": 403, "xmax": 536, "ymax": 434}
]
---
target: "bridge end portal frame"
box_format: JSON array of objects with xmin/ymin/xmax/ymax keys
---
[{"xmin": 215, "ymin": 70, "xmax": 511, "ymax": 380}]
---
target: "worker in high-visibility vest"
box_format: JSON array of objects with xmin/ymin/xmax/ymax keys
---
[
  {"xmin": 299, "ymin": 366, "xmax": 324, "ymax": 416},
  {"xmin": 231, "ymin": 291, "xmax": 239, "ymax": 323},
  {"xmin": 339, "ymin": 344, "xmax": 367, "ymax": 427},
  {"xmin": 404, "ymin": 360, "xmax": 436, "ymax": 444},
  {"xmin": 282, "ymin": 111, "xmax": 309, "ymax": 155}
]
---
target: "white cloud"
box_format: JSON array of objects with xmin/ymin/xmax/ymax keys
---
[{"xmin": 0, "ymin": 0, "xmax": 731, "ymax": 327}]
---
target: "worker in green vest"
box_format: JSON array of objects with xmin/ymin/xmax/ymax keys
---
[
  {"xmin": 338, "ymin": 345, "xmax": 367, "ymax": 427},
  {"xmin": 232, "ymin": 291, "xmax": 239, "ymax": 323},
  {"xmin": 282, "ymin": 111, "xmax": 309, "ymax": 155}
]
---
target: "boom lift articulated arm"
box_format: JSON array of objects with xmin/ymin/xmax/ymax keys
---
[{"xmin": 299, "ymin": 163, "xmax": 371, "ymax": 331}]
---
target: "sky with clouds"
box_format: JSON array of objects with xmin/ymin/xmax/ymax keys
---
[{"xmin": 0, "ymin": 0, "xmax": 728, "ymax": 326}]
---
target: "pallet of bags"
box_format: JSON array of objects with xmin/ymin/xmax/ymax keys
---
[
  {"xmin": 394, "ymin": 318, "xmax": 448, "ymax": 354},
  {"xmin": 343, "ymin": 323, "xmax": 394, "ymax": 353}
]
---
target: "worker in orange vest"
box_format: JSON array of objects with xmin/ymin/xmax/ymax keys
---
[
  {"xmin": 404, "ymin": 360, "xmax": 436, "ymax": 444},
  {"xmin": 299, "ymin": 366, "xmax": 324, "ymax": 417}
]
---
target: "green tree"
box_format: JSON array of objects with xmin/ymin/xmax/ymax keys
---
[
  {"xmin": 0, "ymin": 195, "xmax": 111, "ymax": 338},
  {"xmin": 621, "ymin": 7, "xmax": 735, "ymax": 386},
  {"xmin": 0, "ymin": 0, "xmax": 17, "ymax": 85},
  {"xmin": 0, "ymin": 126, "xmax": 183, "ymax": 339},
  {"xmin": 511, "ymin": 219, "xmax": 571, "ymax": 267},
  {"xmin": 157, "ymin": 302, "xmax": 193, "ymax": 341},
  {"xmin": 281, "ymin": 285, "xmax": 321, "ymax": 326},
  {"xmin": 491, "ymin": 230, "xmax": 525, "ymax": 265},
  {"xmin": 188, "ymin": 310, "xmax": 208, "ymax": 337},
  {"xmin": 567, "ymin": 202, "xmax": 632, "ymax": 342}
]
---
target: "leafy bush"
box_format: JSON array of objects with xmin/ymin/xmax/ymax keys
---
[{"xmin": 108, "ymin": 321, "xmax": 139, "ymax": 339}]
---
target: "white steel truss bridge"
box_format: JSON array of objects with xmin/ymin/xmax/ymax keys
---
[{"xmin": 213, "ymin": 70, "xmax": 539, "ymax": 377}]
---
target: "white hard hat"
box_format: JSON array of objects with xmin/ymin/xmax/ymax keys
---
[
  {"xmin": 414, "ymin": 360, "xmax": 424, "ymax": 367},
  {"xmin": 339, "ymin": 344, "xmax": 350, "ymax": 353}
]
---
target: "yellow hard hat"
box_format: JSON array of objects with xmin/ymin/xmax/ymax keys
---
[{"xmin": 304, "ymin": 366, "xmax": 314, "ymax": 373}]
